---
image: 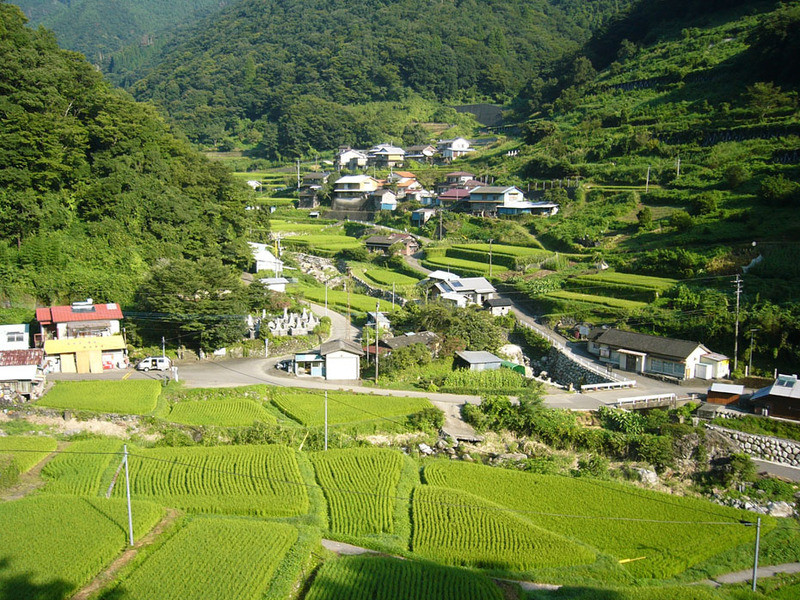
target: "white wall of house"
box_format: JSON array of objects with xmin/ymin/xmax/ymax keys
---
[{"xmin": 0, "ymin": 324, "xmax": 29, "ymax": 350}]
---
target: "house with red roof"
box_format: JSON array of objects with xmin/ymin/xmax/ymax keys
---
[{"xmin": 35, "ymin": 299, "xmax": 127, "ymax": 373}]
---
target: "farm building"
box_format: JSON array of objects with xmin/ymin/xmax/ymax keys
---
[
  {"xmin": 35, "ymin": 300, "xmax": 127, "ymax": 374},
  {"xmin": 706, "ymin": 383, "xmax": 745, "ymax": 405},
  {"xmin": 248, "ymin": 242, "xmax": 283, "ymax": 275},
  {"xmin": 0, "ymin": 324, "xmax": 30, "ymax": 350},
  {"xmin": 454, "ymin": 351, "xmax": 502, "ymax": 371},
  {"xmin": 750, "ymin": 374, "xmax": 800, "ymax": 421},
  {"xmin": 366, "ymin": 312, "xmax": 391, "ymax": 330},
  {"xmin": 587, "ymin": 328, "xmax": 729, "ymax": 381},
  {"xmin": 484, "ymin": 297, "xmax": 513, "ymax": 316},
  {"xmin": 293, "ymin": 338, "xmax": 364, "ymax": 380},
  {"xmin": 364, "ymin": 233, "xmax": 419, "ymax": 256},
  {"xmin": 0, "ymin": 349, "xmax": 45, "ymax": 401},
  {"xmin": 259, "ymin": 277, "xmax": 290, "ymax": 293}
]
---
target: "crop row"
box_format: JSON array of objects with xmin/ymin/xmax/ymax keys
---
[
  {"xmin": 37, "ymin": 380, "xmax": 161, "ymax": 415},
  {"xmin": 362, "ymin": 267, "xmax": 421, "ymax": 288},
  {"xmin": 411, "ymin": 485, "xmax": 596, "ymax": 571},
  {"xmin": 292, "ymin": 283, "xmax": 387, "ymax": 315},
  {"xmin": 0, "ymin": 435, "xmax": 58, "ymax": 473},
  {"xmin": 271, "ymin": 389, "xmax": 431, "ymax": 429},
  {"xmin": 423, "ymin": 461, "xmax": 762, "ymax": 578},
  {"xmin": 1, "ymin": 495, "xmax": 162, "ymax": 598},
  {"xmin": 544, "ymin": 290, "xmax": 648, "ymax": 310},
  {"xmin": 110, "ymin": 444, "xmax": 308, "ymax": 517},
  {"xmin": 108, "ymin": 517, "xmax": 297, "ymax": 600},
  {"xmin": 43, "ymin": 438, "xmax": 123, "ymax": 496},
  {"xmin": 572, "ymin": 271, "xmax": 677, "ymax": 291},
  {"xmin": 167, "ymin": 398, "xmax": 276, "ymax": 427},
  {"xmin": 305, "ymin": 555, "xmax": 503, "ymax": 600},
  {"xmin": 442, "ymin": 367, "xmax": 531, "ymax": 393},
  {"xmin": 310, "ymin": 448, "xmax": 404, "ymax": 536},
  {"xmin": 421, "ymin": 255, "xmax": 508, "ymax": 277}
]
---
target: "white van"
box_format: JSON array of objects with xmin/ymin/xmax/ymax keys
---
[{"xmin": 135, "ymin": 356, "xmax": 171, "ymax": 372}]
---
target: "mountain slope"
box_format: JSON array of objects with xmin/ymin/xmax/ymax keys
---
[
  {"xmin": 114, "ymin": 0, "xmax": 629, "ymax": 155},
  {"xmin": 0, "ymin": 4, "xmax": 249, "ymax": 305}
]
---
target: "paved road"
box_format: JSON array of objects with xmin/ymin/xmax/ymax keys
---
[
  {"xmin": 752, "ymin": 459, "xmax": 800, "ymax": 482},
  {"xmin": 702, "ymin": 562, "xmax": 800, "ymax": 587}
]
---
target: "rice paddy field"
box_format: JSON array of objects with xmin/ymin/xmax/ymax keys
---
[
  {"xmin": 282, "ymin": 234, "xmax": 361, "ymax": 256},
  {"xmin": 292, "ymin": 282, "xmax": 394, "ymax": 315},
  {"xmin": 0, "ymin": 435, "xmax": 58, "ymax": 472},
  {"xmin": 37, "ymin": 380, "xmax": 161, "ymax": 415},
  {"xmin": 421, "ymin": 254, "xmax": 509, "ymax": 277},
  {"xmin": 161, "ymin": 387, "xmax": 277, "ymax": 427}
]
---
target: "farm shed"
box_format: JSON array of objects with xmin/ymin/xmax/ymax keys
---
[
  {"xmin": 454, "ymin": 351, "xmax": 502, "ymax": 372},
  {"xmin": 484, "ymin": 297, "xmax": 512, "ymax": 316},
  {"xmin": 0, "ymin": 349, "xmax": 45, "ymax": 400},
  {"xmin": 294, "ymin": 339, "xmax": 364, "ymax": 381},
  {"xmin": 706, "ymin": 383, "xmax": 744, "ymax": 405},
  {"xmin": 750, "ymin": 374, "xmax": 800, "ymax": 421},
  {"xmin": 364, "ymin": 233, "xmax": 419, "ymax": 256},
  {"xmin": 587, "ymin": 328, "xmax": 729, "ymax": 381}
]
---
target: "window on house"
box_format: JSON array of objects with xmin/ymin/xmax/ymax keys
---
[{"xmin": 6, "ymin": 332, "xmax": 24, "ymax": 343}]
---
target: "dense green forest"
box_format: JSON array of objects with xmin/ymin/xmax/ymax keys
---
[
  {"xmin": 12, "ymin": 0, "xmax": 228, "ymax": 64},
  {"xmin": 493, "ymin": 0, "xmax": 800, "ymax": 372},
  {"xmin": 0, "ymin": 3, "xmax": 253, "ymax": 318},
  {"xmin": 95, "ymin": 0, "xmax": 631, "ymax": 156}
]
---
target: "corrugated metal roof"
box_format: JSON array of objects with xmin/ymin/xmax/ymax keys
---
[
  {"xmin": 0, "ymin": 349, "xmax": 44, "ymax": 367},
  {"xmin": 36, "ymin": 303, "xmax": 123, "ymax": 325},
  {"xmin": 456, "ymin": 350, "xmax": 501, "ymax": 364}
]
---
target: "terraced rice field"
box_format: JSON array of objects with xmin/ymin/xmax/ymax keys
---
[
  {"xmin": 37, "ymin": 380, "xmax": 161, "ymax": 415},
  {"xmin": 42, "ymin": 438, "xmax": 122, "ymax": 496},
  {"xmin": 165, "ymin": 396, "xmax": 276, "ymax": 427},
  {"xmin": 0, "ymin": 435, "xmax": 58, "ymax": 472}
]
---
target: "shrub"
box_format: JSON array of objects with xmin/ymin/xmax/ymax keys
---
[{"xmin": 759, "ymin": 174, "xmax": 800, "ymax": 206}]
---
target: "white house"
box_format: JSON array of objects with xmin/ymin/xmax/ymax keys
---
[
  {"xmin": 333, "ymin": 175, "xmax": 380, "ymax": 201},
  {"xmin": 465, "ymin": 186, "xmax": 526, "ymax": 216},
  {"xmin": 587, "ymin": 328, "xmax": 729, "ymax": 381},
  {"xmin": 0, "ymin": 324, "xmax": 30, "ymax": 350},
  {"xmin": 336, "ymin": 147, "xmax": 368, "ymax": 170},
  {"xmin": 372, "ymin": 188, "xmax": 398, "ymax": 211},
  {"xmin": 438, "ymin": 137, "xmax": 473, "ymax": 160},
  {"xmin": 484, "ymin": 297, "xmax": 513, "ymax": 316},
  {"xmin": 248, "ymin": 242, "xmax": 283, "ymax": 275},
  {"xmin": 367, "ymin": 143, "xmax": 405, "ymax": 168},
  {"xmin": 293, "ymin": 338, "xmax": 364, "ymax": 380},
  {"xmin": 259, "ymin": 277, "xmax": 290, "ymax": 293},
  {"xmin": 423, "ymin": 274, "xmax": 497, "ymax": 307}
]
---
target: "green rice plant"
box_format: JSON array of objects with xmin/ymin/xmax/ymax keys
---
[
  {"xmin": 310, "ymin": 448, "xmax": 404, "ymax": 537},
  {"xmin": 109, "ymin": 444, "xmax": 308, "ymax": 517},
  {"xmin": 452, "ymin": 243, "xmax": 547, "ymax": 257},
  {"xmin": 269, "ymin": 220, "xmax": 333, "ymax": 234},
  {"xmin": 292, "ymin": 283, "xmax": 389, "ymax": 315},
  {"xmin": 421, "ymin": 255, "xmax": 508, "ymax": 276},
  {"xmin": 544, "ymin": 290, "xmax": 648, "ymax": 310},
  {"xmin": 106, "ymin": 517, "xmax": 298, "ymax": 600},
  {"xmin": 362, "ymin": 267, "xmax": 421, "ymax": 288},
  {"xmin": 411, "ymin": 485, "xmax": 596, "ymax": 571},
  {"xmin": 0, "ymin": 435, "xmax": 57, "ymax": 473},
  {"xmin": 283, "ymin": 234, "xmax": 361, "ymax": 256},
  {"xmin": 0, "ymin": 494, "xmax": 162, "ymax": 598},
  {"xmin": 164, "ymin": 387, "xmax": 277, "ymax": 427},
  {"xmin": 573, "ymin": 272, "xmax": 677, "ymax": 292},
  {"xmin": 423, "ymin": 461, "xmax": 764, "ymax": 579},
  {"xmin": 441, "ymin": 367, "xmax": 531, "ymax": 394},
  {"xmin": 43, "ymin": 438, "xmax": 123, "ymax": 496},
  {"xmin": 37, "ymin": 380, "xmax": 161, "ymax": 415},
  {"xmin": 304, "ymin": 555, "xmax": 504, "ymax": 600},
  {"xmin": 271, "ymin": 389, "xmax": 431, "ymax": 429}
]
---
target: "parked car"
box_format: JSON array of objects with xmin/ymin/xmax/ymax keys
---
[
  {"xmin": 274, "ymin": 359, "xmax": 293, "ymax": 372},
  {"xmin": 135, "ymin": 356, "xmax": 171, "ymax": 372}
]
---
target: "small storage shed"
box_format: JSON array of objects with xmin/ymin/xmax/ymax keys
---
[
  {"xmin": 706, "ymin": 383, "xmax": 744, "ymax": 405},
  {"xmin": 454, "ymin": 351, "xmax": 502, "ymax": 372}
]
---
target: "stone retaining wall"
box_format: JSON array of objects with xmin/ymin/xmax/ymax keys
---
[
  {"xmin": 350, "ymin": 274, "xmax": 408, "ymax": 307},
  {"xmin": 539, "ymin": 347, "xmax": 613, "ymax": 389},
  {"xmin": 706, "ymin": 424, "xmax": 800, "ymax": 467}
]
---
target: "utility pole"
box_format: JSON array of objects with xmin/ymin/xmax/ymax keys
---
[
  {"xmin": 161, "ymin": 336, "xmax": 165, "ymax": 358},
  {"xmin": 324, "ymin": 391, "xmax": 328, "ymax": 451},
  {"xmin": 324, "ymin": 282, "xmax": 328, "ymax": 316},
  {"xmin": 733, "ymin": 274, "xmax": 743, "ymax": 372},
  {"xmin": 346, "ymin": 283, "xmax": 351, "ymax": 340},
  {"xmin": 124, "ymin": 444, "xmax": 134, "ymax": 546},
  {"xmin": 296, "ymin": 159, "xmax": 300, "ymax": 189},
  {"xmin": 676, "ymin": 156, "xmax": 681, "ymax": 179},
  {"xmin": 438, "ymin": 210, "xmax": 443, "ymax": 241},
  {"xmin": 752, "ymin": 517, "xmax": 762, "ymax": 592},
  {"xmin": 392, "ymin": 283, "xmax": 395, "ymax": 311},
  {"xmin": 375, "ymin": 301, "xmax": 380, "ymax": 382},
  {"xmin": 488, "ymin": 239, "xmax": 494, "ymax": 278}
]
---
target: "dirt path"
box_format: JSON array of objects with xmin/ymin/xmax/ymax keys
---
[
  {"xmin": 71, "ymin": 508, "xmax": 181, "ymax": 600},
  {"xmin": 0, "ymin": 441, "xmax": 66, "ymax": 501}
]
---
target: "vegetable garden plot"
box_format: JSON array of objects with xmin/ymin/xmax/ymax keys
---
[
  {"xmin": 0, "ymin": 435, "xmax": 57, "ymax": 473},
  {"xmin": 109, "ymin": 444, "xmax": 308, "ymax": 517},
  {"xmin": 271, "ymin": 389, "xmax": 431, "ymax": 428},
  {"xmin": 37, "ymin": 380, "xmax": 161, "ymax": 414},
  {"xmin": 106, "ymin": 517, "xmax": 297, "ymax": 600},
  {"xmin": 304, "ymin": 555, "xmax": 504, "ymax": 600},
  {"xmin": 0, "ymin": 495, "xmax": 162, "ymax": 599},
  {"xmin": 43, "ymin": 438, "xmax": 123, "ymax": 496},
  {"xmin": 310, "ymin": 449, "xmax": 405, "ymax": 536},
  {"xmin": 411, "ymin": 486, "xmax": 596, "ymax": 571},
  {"xmin": 423, "ymin": 461, "xmax": 764, "ymax": 579}
]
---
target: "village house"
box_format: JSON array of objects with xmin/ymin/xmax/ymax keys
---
[
  {"xmin": 497, "ymin": 200, "xmax": 560, "ymax": 217},
  {"xmin": 293, "ymin": 338, "xmax": 364, "ymax": 380},
  {"xmin": 364, "ymin": 232, "xmax": 419, "ymax": 256},
  {"xmin": 750, "ymin": 374, "xmax": 800, "ymax": 421},
  {"xmin": 0, "ymin": 348, "xmax": 46, "ymax": 401},
  {"xmin": 35, "ymin": 299, "xmax": 126, "ymax": 373},
  {"xmin": 411, "ymin": 208, "xmax": 437, "ymax": 226},
  {"xmin": 259, "ymin": 277, "xmax": 290, "ymax": 293},
  {"xmin": 248, "ymin": 242, "xmax": 283, "ymax": 275},
  {"xmin": 371, "ymin": 188, "xmax": 398, "ymax": 211},
  {"xmin": 301, "ymin": 171, "xmax": 330, "ymax": 187},
  {"xmin": 335, "ymin": 147, "xmax": 368, "ymax": 170},
  {"xmin": 587, "ymin": 328, "xmax": 730, "ymax": 381},
  {"xmin": 298, "ymin": 187, "xmax": 320, "ymax": 209},
  {"xmin": 0, "ymin": 324, "xmax": 30, "ymax": 350},
  {"xmin": 464, "ymin": 186, "xmax": 526, "ymax": 217},
  {"xmin": 332, "ymin": 174, "xmax": 380, "ymax": 203},
  {"xmin": 366, "ymin": 311, "xmax": 391, "ymax": 331},
  {"xmin": 437, "ymin": 187, "xmax": 471, "ymax": 208},
  {"xmin": 484, "ymin": 297, "xmax": 513, "ymax": 316},
  {"xmin": 381, "ymin": 331, "xmax": 439, "ymax": 354},
  {"xmin": 404, "ymin": 144, "xmax": 436, "ymax": 162},
  {"xmin": 367, "ymin": 143, "xmax": 405, "ymax": 168},
  {"xmin": 422, "ymin": 272, "xmax": 497, "ymax": 307},
  {"xmin": 437, "ymin": 137, "xmax": 473, "ymax": 161}
]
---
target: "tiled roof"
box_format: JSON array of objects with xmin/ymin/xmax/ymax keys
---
[
  {"xmin": 593, "ymin": 328, "xmax": 705, "ymax": 361},
  {"xmin": 320, "ymin": 338, "xmax": 364, "ymax": 356},
  {"xmin": 36, "ymin": 303, "xmax": 123, "ymax": 325}
]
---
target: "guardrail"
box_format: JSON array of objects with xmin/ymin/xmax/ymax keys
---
[
  {"xmin": 581, "ymin": 380, "xmax": 637, "ymax": 392},
  {"xmin": 610, "ymin": 393, "xmax": 679, "ymax": 409}
]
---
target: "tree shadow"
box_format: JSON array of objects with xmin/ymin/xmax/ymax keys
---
[{"xmin": 0, "ymin": 558, "xmax": 73, "ymax": 600}]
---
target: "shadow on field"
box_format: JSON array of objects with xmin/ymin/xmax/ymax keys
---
[
  {"xmin": 0, "ymin": 558, "xmax": 73, "ymax": 600},
  {"xmin": 529, "ymin": 586, "xmax": 627, "ymax": 599}
]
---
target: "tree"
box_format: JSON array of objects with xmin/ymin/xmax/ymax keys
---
[
  {"xmin": 745, "ymin": 82, "xmax": 793, "ymax": 121},
  {"xmin": 637, "ymin": 206, "xmax": 653, "ymax": 230},
  {"xmin": 759, "ymin": 174, "xmax": 800, "ymax": 206}
]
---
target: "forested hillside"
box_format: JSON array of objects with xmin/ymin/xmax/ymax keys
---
[
  {"xmin": 502, "ymin": 0, "xmax": 800, "ymax": 371},
  {"xmin": 12, "ymin": 0, "xmax": 228, "ymax": 64},
  {"xmin": 108, "ymin": 0, "xmax": 630, "ymax": 156},
  {"xmin": 0, "ymin": 4, "xmax": 251, "ymax": 307}
]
